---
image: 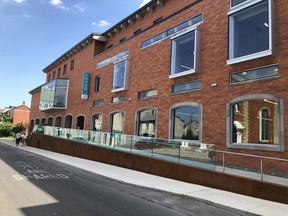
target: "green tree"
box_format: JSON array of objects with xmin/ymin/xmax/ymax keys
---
[
  {"xmin": 2, "ymin": 113, "xmax": 12, "ymax": 123},
  {"xmin": 0, "ymin": 122, "xmax": 13, "ymax": 137}
]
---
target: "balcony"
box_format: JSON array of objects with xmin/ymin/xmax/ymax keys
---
[{"xmin": 39, "ymin": 79, "xmax": 69, "ymax": 112}]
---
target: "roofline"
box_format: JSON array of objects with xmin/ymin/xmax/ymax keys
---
[
  {"xmin": 102, "ymin": 0, "xmax": 159, "ymax": 35},
  {"xmin": 42, "ymin": 32, "xmax": 102, "ymax": 73},
  {"xmin": 42, "ymin": 0, "xmax": 163, "ymax": 73},
  {"xmin": 29, "ymin": 84, "xmax": 44, "ymax": 94}
]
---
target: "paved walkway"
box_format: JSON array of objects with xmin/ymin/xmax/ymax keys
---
[{"xmin": 1, "ymin": 138, "xmax": 288, "ymax": 216}]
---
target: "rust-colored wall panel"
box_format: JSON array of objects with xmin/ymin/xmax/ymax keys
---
[{"xmin": 28, "ymin": 133, "xmax": 288, "ymax": 204}]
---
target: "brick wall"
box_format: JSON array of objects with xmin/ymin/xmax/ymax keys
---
[{"xmin": 30, "ymin": 0, "xmax": 288, "ymax": 160}]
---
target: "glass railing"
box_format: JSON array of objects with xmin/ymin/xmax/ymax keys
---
[
  {"xmin": 32, "ymin": 125, "xmax": 288, "ymax": 186},
  {"xmin": 32, "ymin": 125, "xmax": 216, "ymax": 170}
]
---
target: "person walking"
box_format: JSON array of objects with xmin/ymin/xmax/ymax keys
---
[
  {"xmin": 15, "ymin": 132, "xmax": 21, "ymax": 146},
  {"xmin": 22, "ymin": 133, "xmax": 27, "ymax": 146}
]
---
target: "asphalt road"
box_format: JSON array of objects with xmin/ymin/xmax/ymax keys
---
[{"xmin": 0, "ymin": 143, "xmax": 246, "ymax": 216}]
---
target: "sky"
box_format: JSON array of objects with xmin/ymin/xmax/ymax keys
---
[{"xmin": 0, "ymin": 0, "xmax": 152, "ymax": 108}]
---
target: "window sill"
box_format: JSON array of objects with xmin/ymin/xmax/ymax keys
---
[
  {"xmin": 226, "ymin": 143, "xmax": 284, "ymax": 152},
  {"xmin": 227, "ymin": 50, "xmax": 273, "ymax": 65},
  {"xmin": 169, "ymin": 69, "xmax": 196, "ymax": 79},
  {"xmin": 111, "ymin": 87, "xmax": 125, "ymax": 93}
]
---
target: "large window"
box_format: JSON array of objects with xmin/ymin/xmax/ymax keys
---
[
  {"xmin": 76, "ymin": 115, "xmax": 85, "ymax": 130},
  {"xmin": 137, "ymin": 108, "xmax": 156, "ymax": 137},
  {"xmin": 227, "ymin": 94, "xmax": 284, "ymax": 151},
  {"xmin": 228, "ymin": 0, "xmax": 274, "ymax": 65},
  {"xmin": 110, "ymin": 112, "xmax": 124, "ymax": 134},
  {"xmin": 55, "ymin": 116, "xmax": 62, "ymax": 127},
  {"xmin": 112, "ymin": 59, "xmax": 129, "ymax": 92},
  {"xmin": 170, "ymin": 29, "xmax": 201, "ymax": 79},
  {"xmin": 171, "ymin": 104, "xmax": 201, "ymax": 141},
  {"xmin": 39, "ymin": 79, "xmax": 69, "ymax": 111},
  {"xmin": 64, "ymin": 115, "xmax": 72, "ymax": 128},
  {"xmin": 92, "ymin": 113, "xmax": 102, "ymax": 131}
]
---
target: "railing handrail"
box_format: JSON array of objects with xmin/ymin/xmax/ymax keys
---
[{"xmin": 215, "ymin": 149, "xmax": 288, "ymax": 163}]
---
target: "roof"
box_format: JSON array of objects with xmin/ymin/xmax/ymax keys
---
[
  {"xmin": 29, "ymin": 84, "xmax": 44, "ymax": 95},
  {"xmin": 103, "ymin": 0, "xmax": 160, "ymax": 36},
  {"xmin": 42, "ymin": 0, "xmax": 163, "ymax": 73},
  {"xmin": 42, "ymin": 33, "xmax": 103, "ymax": 73}
]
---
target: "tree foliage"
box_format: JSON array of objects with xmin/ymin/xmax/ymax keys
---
[{"xmin": 0, "ymin": 122, "xmax": 25, "ymax": 137}]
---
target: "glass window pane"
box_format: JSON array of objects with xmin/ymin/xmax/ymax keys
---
[
  {"xmin": 112, "ymin": 96, "xmax": 125, "ymax": 103},
  {"xmin": 113, "ymin": 60, "xmax": 126, "ymax": 90},
  {"xmin": 229, "ymin": 1, "xmax": 269, "ymax": 59},
  {"xmin": 173, "ymin": 80, "xmax": 201, "ymax": 93},
  {"xmin": 173, "ymin": 106, "xmax": 200, "ymax": 141},
  {"xmin": 232, "ymin": 99, "xmax": 279, "ymax": 144},
  {"xmin": 138, "ymin": 109, "xmax": 156, "ymax": 137},
  {"xmin": 138, "ymin": 89, "xmax": 157, "ymax": 99},
  {"xmin": 171, "ymin": 31, "xmax": 195, "ymax": 75},
  {"xmin": 111, "ymin": 112, "xmax": 124, "ymax": 134},
  {"xmin": 231, "ymin": 65, "xmax": 278, "ymax": 83},
  {"xmin": 93, "ymin": 114, "xmax": 102, "ymax": 131},
  {"xmin": 231, "ymin": 0, "xmax": 247, "ymax": 7}
]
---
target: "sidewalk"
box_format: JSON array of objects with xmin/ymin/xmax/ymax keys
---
[{"xmin": 1, "ymin": 138, "xmax": 288, "ymax": 216}]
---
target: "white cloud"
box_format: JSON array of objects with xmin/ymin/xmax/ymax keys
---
[
  {"xmin": 97, "ymin": 20, "xmax": 111, "ymax": 27},
  {"xmin": 2, "ymin": 0, "xmax": 26, "ymax": 3},
  {"xmin": 139, "ymin": 0, "xmax": 151, "ymax": 8},
  {"xmin": 49, "ymin": 0, "xmax": 69, "ymax": 10},
  {"xmin": 73, "ymin": 2, "xmax": 88, "ymax": 13},
  {"xmin": 14, "ymin": 0, "xmax": 26, "ymax": 3}
]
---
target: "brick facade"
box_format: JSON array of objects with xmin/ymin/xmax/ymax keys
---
[{"xmin": 29, "ymin": 0, "xmax": 288, "ymax": 160}]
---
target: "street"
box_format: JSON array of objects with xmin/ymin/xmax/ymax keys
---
[{"xmin": 0, "ymin": 142, "xmax": 243, "ymax": 216}]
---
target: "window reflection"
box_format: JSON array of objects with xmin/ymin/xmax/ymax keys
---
[
  {"xmin": 172, "ymin": 106, "xmax": 200, "ymax": 141},
  {"xmin": 232, "ymin": 99, "xmax": 279, "ymax": 144},
  {"xmin": 138, "ymin": 109, "xmax": 156, "ymax": 137},
  {"xmin": 111, "ymin": 112, "xmax": 124, "ymax": 134}
]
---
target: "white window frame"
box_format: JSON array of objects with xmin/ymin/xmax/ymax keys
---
[
  {"xmin": 227, "ymin": 0, "xmax": 274, "ymax": 65},
  {"xmin": 259, "ymin": 108, "xmax": 270, "ymax": 142},
  {"xmin": 169, "ymin": 27, "xmax": 201, "ymax": 79},
  {"xmin": 112, "ymin": 58, "xmax": 130, "ymax": 93}
]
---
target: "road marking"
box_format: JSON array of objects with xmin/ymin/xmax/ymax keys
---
[{"xmin": 13, "ymin": 162, "xmax": 69, "ymax": 181}]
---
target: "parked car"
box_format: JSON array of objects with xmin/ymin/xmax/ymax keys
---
[
  {"xmin": 135, "ymin": 138, "xmax": 163, "ymax": 150},
  {"xmin": 70, "ymin": 136, "xmax": 88, "ymax": 143}
]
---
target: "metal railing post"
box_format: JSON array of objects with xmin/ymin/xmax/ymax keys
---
[
  {"xmin": 130, "ymin": 135, "xmax": 133, "ymax": 153},
  {"xmin": 261, "ymin": 157, "xmax": 263, "ymax": 181},
  {"xmin": 222, "ymin": 153, "xmax": 225, "ymax": 173}
]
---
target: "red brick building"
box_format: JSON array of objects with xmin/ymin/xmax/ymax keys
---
[
  {"xmin": 7, "ymin": 102, "xmax": 30, "ymax": 131},
  {"xmin": 29, "ymin": 0, "xmax": 288, "ymax": 159}
]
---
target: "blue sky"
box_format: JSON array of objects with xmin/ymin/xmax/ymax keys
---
[{"xmin": 0, "ymin": 0, "xmax": 151, "ymax": 108}]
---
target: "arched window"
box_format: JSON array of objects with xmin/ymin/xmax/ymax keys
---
[
  {"xmin": 227, "ymin": 94, "xmax": 283, "ymax": 152},
  {"xmin": 64, "ymin": 115, "xmax": 72, "ymax": 128},
  {"xmin": 48, "ymin": 117, "xmax": 53, "ymax": 126},
  {"xmin": 41, "ymin": 118, "xmax": 46, "ymax": 125},
  {"xmin": 110, "ymin": 112, "xmax": 124, "ymax": 134},
  {"xmin": 171, "ymin": 104, "xmax": 200, "ymax": 141},
  {"xmin": 76, "ymin": 115, "xmax": 85, "ymax": 130},
  {"xmin": 92, "ymin": 113, "xmax": 102, "ymax": 131},
  {"xmin": 35, "ymin": 118, "xmax": 40, "ymax": 125},
  {"xmin": 259, "ymin": 108, "xmax": 269, "ymax": 142},
  {"xmin": 55, "ymin": 116, "xmax": 62, "ymax": 127},
  {"xmin": 137, "ymin": 108, "xmax": 156, "ymax": 137}
]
